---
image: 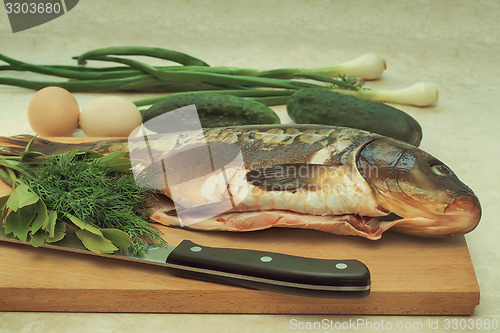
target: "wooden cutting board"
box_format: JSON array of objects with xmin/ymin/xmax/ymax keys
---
[{"xmin": 0, "ymin": 137, "xmax": 479, "ymax": 314}]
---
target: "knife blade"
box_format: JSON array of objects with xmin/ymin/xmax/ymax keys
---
[{"xmin": 0, "ymin": 227, "xmax": 370, "ymax": 298}]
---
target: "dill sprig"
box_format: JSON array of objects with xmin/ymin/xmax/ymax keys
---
[{"xmin": 24, "ymin": 151, "xmax": 165, "ymax": 254}]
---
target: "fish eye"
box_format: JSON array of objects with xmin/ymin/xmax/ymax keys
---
[{"xmin": 431, "ymin": 164, "xmax": 453, "ymax": 176}]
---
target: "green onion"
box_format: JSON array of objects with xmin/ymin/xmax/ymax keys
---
[
  {"xmin": 0, "ymin": 46, "xmax": 437, "ymax": 107},
  {"xmin": 256, "ymin": 53, "xmax": 386, "ymax": 80}
]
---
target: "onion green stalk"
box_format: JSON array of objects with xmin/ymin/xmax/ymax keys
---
[
  {"xmin": 133, "ymin": 89, "xmax": 295, "ymax": 107},
  {"xmin": 0, "ymin": 75, "xmax": 157, "ymax": 92},
  {"xmin": 75, "ymin": 46, "xmax": 209, "ymax": 66}
]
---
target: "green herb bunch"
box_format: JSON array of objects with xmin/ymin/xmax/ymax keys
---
[{"xmin": 0, "ymin": 143, "xmax": 165, "ymax": 255}]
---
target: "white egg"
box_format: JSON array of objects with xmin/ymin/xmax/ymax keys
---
[
  {"xmin": 27, "ymin": 86, "xmax": 80, "ymax": 137},
  {"xmin": 79, "ymin": 96, "xmax": 142, "ymax": 137}
]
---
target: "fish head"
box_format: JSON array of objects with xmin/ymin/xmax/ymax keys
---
[{"xmin": 356, "ymin": 138, "xmax": 481, "ymax": 237}]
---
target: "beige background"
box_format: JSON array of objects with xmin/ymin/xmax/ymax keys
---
[{"xmin": 0, "ymin": 0, "xmax": 499, "ymax": 332}]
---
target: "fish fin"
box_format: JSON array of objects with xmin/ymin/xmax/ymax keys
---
[
  {"xmin": 0, "ymin": 135, "xmax": 87, "ymax": 156},
  {"xmin": 0, "ymin": 135, "xmax": 51, "ymax": 146},
  {"xmin": 246, "ymin": 163, "xmax": 327, "ymax": 191},
  {"xmin": 0, "ymin": 145, "xmax": 25, "ymax": 156},
  {"xmin": 0, "ymin": 135, "xmax": 50, "ymax": 156}
]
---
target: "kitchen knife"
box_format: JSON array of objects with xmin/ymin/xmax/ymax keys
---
[{"xmin": 0, "ymin": 227, "xmax": 370, "ymax": 298}]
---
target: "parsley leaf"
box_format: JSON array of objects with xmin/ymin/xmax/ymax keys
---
[
  {"xmin": 76, "ymin": 229, "xmax": 119, "ymax": 254},
  {"xmin": 5, "ymin": 183, "xmax": 39, "ymax": 212},
  {"xmin": 4, "ymin": 204, "xmax": 37, "ymax": 242}
]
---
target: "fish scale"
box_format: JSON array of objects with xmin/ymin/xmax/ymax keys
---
[
  {"xmin": 170, "ymin": 126, "xmax": 386, "ymax": 217},
  {"xmin": 142, "ymin": 126, "xmax": 381, "ymax": 217}
]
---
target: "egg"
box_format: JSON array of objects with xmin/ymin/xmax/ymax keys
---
[
  {"xmin": 79, "ymin": 96, "xmax": 142, "ymax": 137},
  {"xmin": 27, "ymin": 86, "xmax": 80, "ymax": 137}
]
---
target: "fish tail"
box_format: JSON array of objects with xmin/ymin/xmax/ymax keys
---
[{"xmin": 0, "ymin": 135, "xmax": 128, "ymax": 157}]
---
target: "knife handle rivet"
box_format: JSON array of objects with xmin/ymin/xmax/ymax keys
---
[
  {"xmin": 335, "ymin": 263, "xmax": 348, "ymax": 270},
  {"xmin": 260, "ymin": 256, "xmax": 273, "ymax": 263},
  {"xmin": 190, "ymin": 246, "xmax": 202, "ymax": 252}
]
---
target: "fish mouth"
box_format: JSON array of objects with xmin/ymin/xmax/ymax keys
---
[
  {"xmin": 388, "ymin": 193, "xmax": 481, "ymax": 237},
  {"xmin": 335, "ymin": 193, "xmax": 482, "ymax": 239},
  {"xmin": 443, "ymin": 193, "xmax": 481, "ymax": 234},
  {"xmin": 444, "ymin": 193, "xmax": 480, "ymax": 214}
]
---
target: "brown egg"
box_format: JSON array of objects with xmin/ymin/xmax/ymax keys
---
[
  {"xmin": 79, "ymin": 96, "xmax": 142, "ymax": 137},
  {"xmin": 27, "ymin": 86, "xmax": 80, "ymax": 137}
]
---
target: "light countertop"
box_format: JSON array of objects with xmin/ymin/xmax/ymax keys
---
[{"xmin": 0, "ymin": 1, "xmax": 499, "ymax": 332}]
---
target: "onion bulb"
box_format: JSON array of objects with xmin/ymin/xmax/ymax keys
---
[{"xmin": 337, "ymin": 82, "xmax": 439, "ymax": 107}]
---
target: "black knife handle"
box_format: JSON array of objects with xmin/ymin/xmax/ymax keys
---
[{"xmin": 165, "ymin": 240, "xmax": 370, "ymax": 298}]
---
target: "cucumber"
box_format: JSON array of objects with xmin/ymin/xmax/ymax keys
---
[
  {"xmin": 142, "ymin": 93, "xmax": 280, "ymax": 132},
  {"xmin": 286, "ymin": 88, "xmax": 423, "ymax": 146}
]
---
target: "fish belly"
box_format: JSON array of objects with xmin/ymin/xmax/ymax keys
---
[{"xmin": 150, "ymin": 197, "xmax": 396, "ymax": 240}]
